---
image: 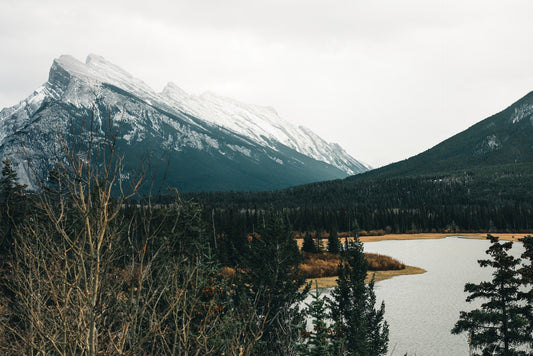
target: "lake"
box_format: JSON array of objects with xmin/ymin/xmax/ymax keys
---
[{"xmin": 310, "ymin": 236, "xmax": 525, "ymax": 355}]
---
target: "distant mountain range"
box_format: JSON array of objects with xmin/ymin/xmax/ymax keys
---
[{"xmin": 0, "ymin": 54, "xmax": 369, "ymax": 192}]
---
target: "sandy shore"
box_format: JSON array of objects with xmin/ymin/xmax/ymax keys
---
[
  {"xmin": 359, "ymin": 232, "xmax": 529, "ymax": 242},
  {"xmin": 296, "ymin": 232, "xmax": 531, "ymax": 247},
  {"xmin": 305, "ymin": 265, "xmax": 427, "ymax": 289}
]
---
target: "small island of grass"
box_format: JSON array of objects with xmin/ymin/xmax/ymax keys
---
[{"xmin": 298, "ymin": 251, "xmax": 426, "ymax": 289}]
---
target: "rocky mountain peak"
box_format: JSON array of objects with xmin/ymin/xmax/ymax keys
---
[{"xmin": 0, "ymin": 54, "xmax": 369, "ymax": 192}]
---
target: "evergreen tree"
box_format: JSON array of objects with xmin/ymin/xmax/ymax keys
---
[
  {"xmin": 0, "ymin": 158, "xmax": 27, "ymax": 254},
  {"xmin": 329, "ymin": 222, "xmax": 389, "ymax": 355},
  {"xmin": 0, "ymin": 158, "xmax": 24, "ymax": 197},
  {"xmin": 296, "ymin": 282, "xmax": 336, "ymax": 356},
  {"xmin": 327, "ymin": 229, "xmax": 341, "ymax": 254},
  {"xmin": 365, "ymin": 278, "xmax": 389, "ymax": 355},
  {"xmin": 237, "ymin": 210, "xmax": 309, "ymax": 355},
  {"xmin": 519, "ymin": 235, "xmax": 533, "ymax": 349},
  {"xmin": 315, "ymin": 232, "xmax": 324, "ymax": 253},
  {"xmin": 302, "ymin": 231, "xmax": 317, "ymax": 253},
  {"xmin": 452, "ymin": 234, "xmax": 529, "ymax": 355}
]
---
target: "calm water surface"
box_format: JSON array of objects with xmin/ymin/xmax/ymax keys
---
[
  {"xmin": 309, "ymin": 237, "xmax": 525, "ymax": 355},
  {"xmin": 362, "ymin": 237, "xmax": 524, "ymax": 356}
]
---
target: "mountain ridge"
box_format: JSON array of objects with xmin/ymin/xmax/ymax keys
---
[
  {"xmin": 0, "ymin": 54, "xmax": 368, "ymax": 192},
  {"xmin": 347, "ymin": 90, "xmax": 533, "ymax": 181}
]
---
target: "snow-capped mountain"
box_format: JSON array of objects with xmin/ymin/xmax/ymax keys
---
[{"xmin": 0, "ymin": 54, "xmax": 369, "ymax": 192}]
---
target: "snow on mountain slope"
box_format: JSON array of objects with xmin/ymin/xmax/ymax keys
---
[
  {"xmin": 161, "ymin": 83, "xmax": 369, "ymax": 174},
  {"xmin": 0, "ymin": 54, "xmax": 369, "ymax": 187},
  {"xmin": 53, "ymin": 54, "xmax": 367, "ymax": 175}
]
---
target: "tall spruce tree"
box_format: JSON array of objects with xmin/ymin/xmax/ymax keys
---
[
  {"xmin": 237, "ymin": 210, "xmax": 309, "ymax": 355},
  {"xmin": 302, "ymin": 231, "xmax": 317, "ymax": 253},
  {"xmin": 0, "ymin": 158, "xmax": 27, "ymax": 254},
  {"xmin": 327, "ymin": 229, "xmax": 341, "ymax": 254},
  {"xmin": 315, "ymin": 232, "xmax": 324, "ymax": 253},
  {"xmin": 296, "ymin": 282, "xmax": 337, "ymax": 356},
  {"xmin": 519, "ymin": 235, "xmax": 533, "ymax": 349},
  {"xmin": 328, "ymin": 223, "xmax": 389, "ymax": 355},
  {"xmin": 452, "ymin": 234, "xmax": 529, "ymax": 355}
]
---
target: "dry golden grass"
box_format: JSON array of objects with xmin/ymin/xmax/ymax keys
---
[
  {"xmin": 304, "ymin": 265, "xmax": 427, "ymax": 289},
  {"xmin": 297, "ymin": 252, "xmax": 340, "ymax": 279},
  {"xmin": 366, "ymin": 253, "xmax": 405, "ymax": 270},
  {"xmin": 297, "ymin": 252, "xmax": 406, "ymax": 280}
]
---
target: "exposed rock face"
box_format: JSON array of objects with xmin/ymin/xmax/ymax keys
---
[{"xmin": 0, "ymin": 54, "xmax": 369, "ymax": 192}]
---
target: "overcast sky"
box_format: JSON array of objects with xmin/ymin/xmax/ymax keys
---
[{"xmin": 2, "ymin": 0, "xmax": 533, "ymax": 167}]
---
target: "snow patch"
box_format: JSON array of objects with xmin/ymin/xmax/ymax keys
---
[
  {"xmin": 474, "ymin": 134, "xmax": 501, "ymax": 155},
  {"xmin": 511, "ymin": 103, "xmax": 533, "ymax": 124},
  {"xmin": 228, "ymin": 144, "xmax": 252, "ymax": 157},
  {"xmin": 268, "ymin": 155, "xmax": 284, "ymax": 165},
  {"xmin": 486, "ymin": 134, "xmax": 500, "ymax": 149}
]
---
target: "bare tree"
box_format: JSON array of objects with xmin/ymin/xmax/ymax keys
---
[{"xmin": 1, "ymin": 105, "xmax": 256, "ymax": 355}]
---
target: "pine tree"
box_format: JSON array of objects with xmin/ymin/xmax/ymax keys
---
[
  {"xmin": 238, "ymin": 210, "xmax": 309, "ymax": 355},
  {"xmin": 519, "ymin": 235, "xmax": 533, "ymax": 349},
  {"xmin": 302, "ymin": 231, "xmax": 317, "ymax": 253},
  {"xmin": 365, "ymin": 278, "xmax": 389, "ymax": 355},
  {"xmin": 452, "ymin": 234, "xmax": 529, "ymax": 355},
  {"xmin": 328, "ymin": 222, "xmax": 389, "ymax": 355},
  {"xmin": 327, "ymin": 229, "xmax": 341, "ymax": 254},
  {"xmin": 0, "ymin": 158, "xmax": 23, "ymax": 195},
  {"xmin": 0, "ymin": 158, "xmax": 27, "ymax": 254},
  {"xmin": 296, "ymin": 282, "xmax": 336, "ymax": 356},
  {"xmin": 315, "ymin": 232, "xmax": 324, "ymax": 253}
]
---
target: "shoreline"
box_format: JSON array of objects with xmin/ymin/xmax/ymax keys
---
[
  {"xmin": 305, "ymin": 265, "xmax": 427, "ymax": 289},
  {"xmin": 299, "ymin": 232, "xmax": 530, "ymax": 289},
  {"xmin": 296, "ymin": 232, "xmax": 530, "ymax": 248},
  {"xmin": 359, "ymin": 232, "xmax": 529, "ymax": 242}
]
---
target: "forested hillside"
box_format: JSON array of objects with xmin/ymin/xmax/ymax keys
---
[
  {"xmin": 187, "ymin": 163, "xmax": 533, "ymax": 234},
  {"xmin": 351, "ymin": 91, "xmax": 533, "ymax": 180}
]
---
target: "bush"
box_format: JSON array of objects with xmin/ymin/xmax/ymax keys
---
[
  {"xmin": 297, "ymin": 252, "xmax": 405, "ymax": 279},
  {"xmin": 366, "ymin": 253, "xmax": 405, "ymax": 271}
]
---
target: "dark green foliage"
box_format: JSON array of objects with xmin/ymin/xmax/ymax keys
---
[
  {"xmin": 365, "ymin": 278, "xmax": 389, "ymax": 356},
  {"xmin": 0, "ymin": 158, "xmax": 27, "ymax": 254},
  {"xmin": 315, "ymin": 232, "xmax": 324, "ymax": 253},
  {"xmin": 296, "ymin": 282, "xmax": 336, "ymax": 356},
  {"xmin": 189, "ymin": 165, "xmax": 533, "ymax": 235},
  {"xmin": 328, "ymin": 229, "xmax": 341, "ymax": 254},
  {"xmin": 350, "ymin": 91, "xmax": 533, "ymax": 180},
  {"xmin": 452, "ymin": 235, "xmax": 530, "ymax": 355},
  {"xmin": 328, "ymin": 229, "xmax": 389, "ymax": 355},
  {"xmin": 237, "ymin": 210, "xmax": 309, "ymax": 355},
  {"xmin": 302, "ymin": 231, "xmax": 317, "ymax": 253},
  {"xmin": 519, "ymin": 235, "xmax": 533, "ymax": 349}
]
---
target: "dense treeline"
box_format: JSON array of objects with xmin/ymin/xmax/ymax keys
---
[
  {"xmin": 207, "ymin": 203, "xmax": 533, "ymax": 237},
  {"xmin": 187, "ymin": 168, "xmax": 533, "ymax": 234}
]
